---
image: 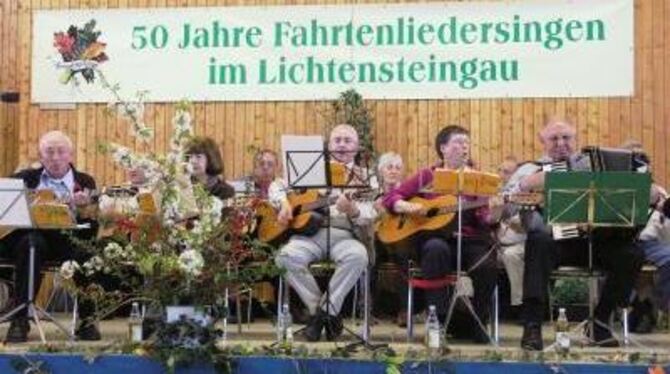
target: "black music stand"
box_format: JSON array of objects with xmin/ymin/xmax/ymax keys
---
[
  {"xmin": 0, "ymin": 179, "xmax": 82, "ymax": 343},
  {"xmin": 277, "ymin": 142, "xmax": 378, "ymax": 349},
  {"xmin": 544, "ymin": 171, "xmax": 650, "ymax": 349}
]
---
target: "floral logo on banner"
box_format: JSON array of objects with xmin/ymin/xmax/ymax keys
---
[{"xmin": 53, "ymin": 19, "xmax": 108, "ymax": 85}]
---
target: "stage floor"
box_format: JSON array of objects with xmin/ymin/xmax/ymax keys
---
[{"xmin": 0, "ymin": 315, "xmax": 668, "ymax": 361}]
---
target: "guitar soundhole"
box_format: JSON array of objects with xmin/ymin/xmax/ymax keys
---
[{"xmin": 426, "ymin": 208, "xmax": 439, "ymax": 217}]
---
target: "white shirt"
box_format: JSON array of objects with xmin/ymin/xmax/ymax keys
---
[
  {"xmin": 37, "ymin": 168, "xmax": 75, "ymax": 200},
  {"xmin": 267, "ymin": 163, "xmax": 378, "ymax": 228}
]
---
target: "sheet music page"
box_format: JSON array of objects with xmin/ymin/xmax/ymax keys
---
[
  {"xmin": 281, "ymin": 135, "xmax": 327, "ymax": 188},
  {"xmin": 0, "ymin": 178, "xmax": 32, "ymax": 228}
]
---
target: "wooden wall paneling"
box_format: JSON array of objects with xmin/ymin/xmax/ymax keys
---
[
  {"xmin": 598, "ymin": 98, "xmax": 610, "ymax": 147},
  {"xmin": 511, "ymin": 99, "xmax": 523, "ymax": 161},
  {"xmin": 521, "ymin": 99, "xmax": 534, "ymax": 165},
  {"xmin": 640, "ymin": 0, "xmax": 654, "ymax": 158},
  {"xmin": 469, "ymin": 99, "xmax": 481, "ymax": 168},
  {"xmin": 532, "ymin": 98, "xmax": 544, "ymax": 159},
  {"xmin": 490, "ymin": 99, "xmax": 501, "ymax": 167},
  {"xmin": 1, "ymin": 0, "xmax": 8, "ymax": 174},
  {"xmin": 372, "ymin": 99, "xmax": 386, "ymax": 156},
  {"xmin": 243, "ymin": 101, "xmax": 256, "ymax": 173},
  {"xmin": 436, "ymin": 97, "xmax": 448, "ymax": 132},
  {"xmin": 576, "ymin": 98, "xmax": 588, "ymax": 149},
  {"xmin": 651, "ymin": 0, "xmax": 666, "ymax": 186},
  {"xmin": 223, "ymin": 102, "xmax": 235, "ymax": 179},
  {"xmin": 631, "ymin": 0, "xmax": 644, "ymax": 146},
  {"xmin": 385, "ymin": 99, "xmax": 398, "ymax": 162},
  {"xmin": 665, "ymin": 0, "xmax": 670, "ymax": 187},
  {"xmin": 406, "ymin": 99, "xmax": 418, "ymax": 174},
  {"xmin": 425, "ymin": 99, "xmax": 437, "ymax": 167},
  {"xmin": 479, "ymin": 99, "xmax": 491, "ymax": 172},
  {"xmin": 231, "ymin": 100, "xmax": 245, "ymax": 178},
  {"xmin": 608, "ymin": 98, "xmax": 621, "ymax": 149},
  {"xmin": 499, "ymin": 99, "xmax": 511, "ymax": 160},
  {"xmin": 4, "ymin": 0, "xmax": 670, "ymax": 186},
  {"xmin": 447, "ymin": 99, "xmax": 459, "ymax": 126},
  {"xmin": 395, "ymin": 100, "xmax": 409, "ymax": 171}
]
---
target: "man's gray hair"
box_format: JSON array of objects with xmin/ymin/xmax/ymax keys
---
[{"xmin": 39, "ymin": 130, "xmax": 73, "ymax": 152}]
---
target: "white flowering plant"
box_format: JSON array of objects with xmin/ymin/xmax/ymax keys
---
[{"xmin": 63, "ymin": 81, "xmax": 278, "ymax": 320}]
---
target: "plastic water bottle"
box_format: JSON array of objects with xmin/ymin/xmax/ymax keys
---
[
  {"xmin": 555, "ymin": 307, "xmax": 570, "ymax": 354},
  {"xmin": 425, "ymin": 305, "xmax": 441, "ymax": 351},
  {"xmin": 128, "ymin": 302, "xmax": 143, "ymax": 342},
  {"xmin": 277, "ymin": 303, "xmax": 293, "ymax": 344}
]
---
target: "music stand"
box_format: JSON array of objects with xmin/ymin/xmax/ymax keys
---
[
  {"xmin": 543, "ymin": 171, "xmax": 650, "ymax": 349},
  {"xmin": 435, "ymin": 169, "xmax": 500, "ymax": 347},
  {"xmin": 278, "ymin": 136, "xmax": 378, "ymax": 349},
  {"xmin": 0, "ymin": 178, "xmax": 82, "ymax": 343}
]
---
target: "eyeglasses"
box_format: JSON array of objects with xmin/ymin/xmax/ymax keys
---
[{"xmin": 547, "ymin": 134, "xmax": 574, "ymax": 143}]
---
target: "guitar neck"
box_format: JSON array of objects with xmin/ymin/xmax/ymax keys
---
[
  {"xmin": 300, "ymin": 190, "xmax": 372, "ymax": 213},
  {"xmin": 434, "ymin": 199, "xmax": 488, "ymax": 215},
  {"xmin": 302, "ymin": 195, "xmax": 338, "ymax": 212}
]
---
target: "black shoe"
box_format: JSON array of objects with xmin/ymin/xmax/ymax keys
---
[
  {"xmin": 76, "ymin": 323, "xmax": 101, "ymax": 341},
  {"xmin": 588, "ymin": 323, "xmax": 619, "ymax": 348},
  {"xmin": 521, "ymin": 322, "xmax": 543, "ymax": 351},
  {"xmin": 302, "ymin": 312, "xmax": 325, "ymax": 342},
  {"xmin": 324, "ymin": 314, "xmax": 343, "ymax": 341},
  {"xmin": 5, "ymin": 318, "xmax": 29, "ymax": 343}
]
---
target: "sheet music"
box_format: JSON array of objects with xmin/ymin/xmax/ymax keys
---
[
  {"xmin": 0, "ymin": 178, "xmax": 32, "ymax": 228},
  {"xmin": 281, "ymin": 135, "xmax": 327, "ymax": 188}
]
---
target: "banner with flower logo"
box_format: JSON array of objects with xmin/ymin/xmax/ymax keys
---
[{"xmin": 32, "ymin": 0, "xmax": 633, "ymax": 103}]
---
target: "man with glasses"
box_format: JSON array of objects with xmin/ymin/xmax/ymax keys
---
[{"xmin": 504, "ymin": 119, "xmax": 642, "ymax": 350}]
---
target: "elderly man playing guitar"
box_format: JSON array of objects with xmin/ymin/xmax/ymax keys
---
[
  {"xmin": 1, "ymin": 131, "xmax": 100, "ymax": 343},
  {"xmin": 273, "ymin": 124, "xmax": 377, "ymax": 342}
]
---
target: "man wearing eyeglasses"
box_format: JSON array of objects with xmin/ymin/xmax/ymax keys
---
[{"xmin": 504, "ymin": 119, "xmax": 642, "ymax": 350}]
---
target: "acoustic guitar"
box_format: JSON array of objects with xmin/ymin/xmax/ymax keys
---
[
  {"xmin": 376, "ymin": 192, "xmax": 542, "ymax": 244},
  {"xmin": 256, "ymin": 189, "xmax": 375, "ymax": 244}
]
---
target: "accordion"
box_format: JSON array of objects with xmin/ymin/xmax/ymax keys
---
[{"xmin": 582, "ymin": 146, "xmax": 649, "ymax": 172}]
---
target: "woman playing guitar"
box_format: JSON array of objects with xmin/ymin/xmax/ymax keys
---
[{"xmin": 380, "ymin": 125, "xmax": 498, "ymax": 344}]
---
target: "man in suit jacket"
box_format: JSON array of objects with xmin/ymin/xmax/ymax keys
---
[{"xmin": 2, "ymin": 130, "xmax": 100, "ymax": 343}]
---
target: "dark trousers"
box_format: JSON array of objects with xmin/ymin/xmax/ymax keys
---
[
  {"xmin": 4, "ymin": 229, "xmax": 100, "ymax": 321},
  {"xmin": 522, "ymin": 229, "xmax": 643, "ymax": 324},
  {"xmin": 391, "ymin": 233, "xmax": 497, "ymax": 324}
]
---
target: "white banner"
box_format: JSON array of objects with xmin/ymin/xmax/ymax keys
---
[{"xmin": 31, "ymin": 0, "xmax": 633, "ymax": 103}]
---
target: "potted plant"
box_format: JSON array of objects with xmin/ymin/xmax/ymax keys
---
[{"xmin": 551, "ymin": 277, "xmax": 590, "ymax": 322}]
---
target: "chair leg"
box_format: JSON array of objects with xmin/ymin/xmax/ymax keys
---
[
  {"xmin": 407, "ymin": 282, "xmax": 414, "ymax": 342},
  {"xmin": 548, "ymin": 282, "xmax": 555, "ymax": 324},
  {"xmin": 247, "ymin": 288, "xmax": 253, "ymax": 330},
  {"xmin": 491, "ymin": 285, "xmax": 499, "ymax": 344},
  {"xmin": 588, "ymin": 276, "xmax": 599, "ymax": 340},
  {"xmin": 71, "ymin": 294, "xmax": 78, "ymax": 340},
  {"xmin": 236, "ymin": 292, "xmax": 243, "ymax": 334},
  {"xmin": 352, "ymin": 277, "xmax": 359, "ymax": 325},
  {"xmin": 622, "ymin": 307, "xmax": 630, "ymax": 346},
  {"xmin": 362, "ymin": 268, "xmax": 370, "ymax": 342},
  {"xmin": 277, "ymin": 277, "xmax": 284, "ymax": 321}
]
